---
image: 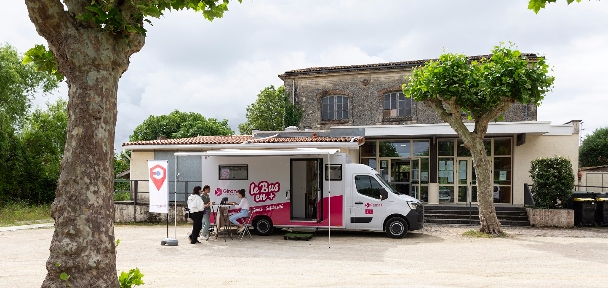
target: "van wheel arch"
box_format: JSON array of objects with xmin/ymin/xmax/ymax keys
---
[
  {"xmin": 253, "ymin": 216, "xmax": 274, "ymax": 236},
  {"xmin": 384, "ymin": 216, "xmax": 409, "ymax": 239}
]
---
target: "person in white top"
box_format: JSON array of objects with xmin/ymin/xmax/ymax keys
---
[
  {"xmin": 228, "ymin": 189, "xmax": 250, "ymax": 233},
  {"xmin": 187, "ymin": 186, "xmax": 205, "ymax": 244}
]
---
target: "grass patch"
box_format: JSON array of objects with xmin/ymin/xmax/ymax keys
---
[
  {"xmin": 0, "ymin": 202, "xmax": 53, "ymax": 227},
  {"xmin": 462, "ymin": 230, "xmax": 507, "ymax": 238}
]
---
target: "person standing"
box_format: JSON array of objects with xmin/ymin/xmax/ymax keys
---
[
  {"xmin": 187, "ymin": 186, "xmax": 205, "ymax": 244},
  {"xmin": 200, "ymin": 185, "xmax": 213, "ymax": 240},
  {"xmin": 228, "ymin": 189, "xmax": 250, "ymax": 233}
]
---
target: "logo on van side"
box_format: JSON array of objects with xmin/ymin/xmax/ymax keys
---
[
  {"xmin": 365, "ymin": 203, "xmax": 382, "ymax": 208},
  {"xmin": 249, "ymin": 181, "xmax": 280, "ymax": 203},
  {"xmin": 214, "ymin": 188, "xmax": 240, "ymax": 196}
]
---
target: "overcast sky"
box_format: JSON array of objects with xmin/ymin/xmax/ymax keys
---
[{"xmin": 2, "ymin": 0, "xmax": 607, "ymax": 152}]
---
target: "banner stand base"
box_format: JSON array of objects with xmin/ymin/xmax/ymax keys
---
[{"xmin": 161, "ymin": 238, "xmax": 178, "ymax": 246}]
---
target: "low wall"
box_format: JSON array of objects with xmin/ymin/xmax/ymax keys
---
[
  {"xmin": 526, "ymin": 208, "xmax": 574, "ymax": 228},
  {"xmin": 114, "ymin": 202, "xmax": 189, "ymax": 224}
]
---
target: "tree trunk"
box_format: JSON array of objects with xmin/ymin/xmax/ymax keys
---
[
  {"xmin": 25, "ymin": 1, "xmax": 144, "ymax": 287},
  {"xmin": 467, "ymin": 137, "xmax": 503, "ymax": 235},
  {"xmin": 42, "ymin": 66, "xmax": 121, "ymax": 287}
]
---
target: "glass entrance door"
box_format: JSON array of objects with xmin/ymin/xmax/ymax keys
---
[
  {"xmin": 456, "ymin": 158, "xmax": 477, "ymax": 203},
  {"xmin": 390, "ymin": 159, "xmax": 411, "ymax": 196}
]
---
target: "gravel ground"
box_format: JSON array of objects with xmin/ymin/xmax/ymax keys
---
[{"xmin": 1, "ymin": 223, "xmax": 607, "ymax": 288}]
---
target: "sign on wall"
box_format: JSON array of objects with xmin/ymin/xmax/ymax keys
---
[{"xmin": 148, "ymin": 160, "xmax": 168, "ymax": 213}]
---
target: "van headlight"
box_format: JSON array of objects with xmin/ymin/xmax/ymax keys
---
[{"xmin": 407, "ymin": 201, "xmax": 421, "ymax": 210}]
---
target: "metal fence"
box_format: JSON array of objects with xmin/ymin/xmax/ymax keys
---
[
  {"xmin": 578, "ymin": 172, "xmax": 608, "ymax": 193},
  {"xmin": 113, "ymin": 179, "xmax": 202, "ymax": 204}
]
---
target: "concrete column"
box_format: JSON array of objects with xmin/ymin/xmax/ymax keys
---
[{"xmin": 428, "ymin": 183, "xmax": 439, "ymax": 204}]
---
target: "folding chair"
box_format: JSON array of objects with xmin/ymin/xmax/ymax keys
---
[{"xmin": 238, "ymin": 211, "xmax": 254, "ymax": 241}]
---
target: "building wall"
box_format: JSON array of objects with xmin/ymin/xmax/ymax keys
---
[
  {"xmin": 283, "ymin": 71, "xmax": 536, "ymax": 129},
  {"xmin": 513, "ymin": 134, "xmax": 579, "ymax": 205}
]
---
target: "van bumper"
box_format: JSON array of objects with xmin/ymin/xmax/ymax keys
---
[{"xmin": 405, "ymin": 205, "xmax": 424, "ymax": 231}]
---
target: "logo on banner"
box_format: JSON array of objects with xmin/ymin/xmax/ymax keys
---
[{"xmin": 149, "ymin": 164, "xmax": 167, "ymax": 191}]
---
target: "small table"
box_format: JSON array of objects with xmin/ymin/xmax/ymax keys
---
[{"xmin": 212, "ymin": 204, "xmax": 233, "ymax": 241}]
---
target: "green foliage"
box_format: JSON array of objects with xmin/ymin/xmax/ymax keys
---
[
  {"xmin": 22, "ymin": 45, "xmax": 64, "ymax": 82},
  {"xmin": 238, "ymin": 85, "xmax": 303, "ymax": 135},
  {"xmin": 60, "ymin": 272, "xmax": 71, "ymax": 287},
  {"xmin": 129, "ymin": 110, "xmax": 233, "ymax": 142},
  {"xmin": 529, "ymin": 157, "xmax": 575, "ymax": 208},
  {"xmin": 114, "ymin": 192, "xmax": 131, "ymax": 201},
  {"xmin": 119, "ymin": 268, "xmax": 144, "ymax": 288},
  {"xmin": 403, "ymin": 43, "xmax": 554, "ymax": 121},
  {"xmin": 579, "ymin": 127, "xmax": 608, "ymax": 167},
  {"xmin": 528, "ymin": 0, "xmax": 583, "ymax": 13},
  {"xmin": 0, "ymin": 45, "xmax": 61, "ymax": 205},
  {"xmin": 76, "ymin": 0, "xmax": 239, "ymax": 42}
]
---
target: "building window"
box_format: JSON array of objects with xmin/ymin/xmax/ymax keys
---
[
  {"xmin": 383, "ymin": 92, "xmax": 412, "ymax": 118},
  {"xmin": 322, "ymin": 95, "xmax": 349, "ymax": 121}
]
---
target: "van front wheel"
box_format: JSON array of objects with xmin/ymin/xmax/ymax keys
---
[
  {"xmin": 385, "ymin": 217, "xmax": 408, "ymax": 238},
  {"xmin": 254, "ymin": 217, "xmax": 274, "ymax": 236}
]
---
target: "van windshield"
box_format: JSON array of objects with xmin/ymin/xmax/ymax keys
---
[{"xmin": 375, "ymin": 174, "xmax": 401, "ymax": 195}]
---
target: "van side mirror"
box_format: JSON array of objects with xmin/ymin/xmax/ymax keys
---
[{"xmin": 380, "ymin": 188, "xmax": 388, "ymax": 201}]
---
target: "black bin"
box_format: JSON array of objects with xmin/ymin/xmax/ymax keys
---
[
  {"xmin": 573, "ymin": 197, "xmax": 596, "ymax": 227},
  {"xmin": 595, "ymin": 193, "xmax": 608, "ymax": 227}
]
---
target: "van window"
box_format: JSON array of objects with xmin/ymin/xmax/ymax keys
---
[{"xmin": 355, "ymin": 175, "xmax": 385, "ymax": 200}]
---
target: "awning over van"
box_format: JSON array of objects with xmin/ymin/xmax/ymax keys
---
[{"xmin": 174, "ymin": 148, "xmax": 340, "ymax": 157}]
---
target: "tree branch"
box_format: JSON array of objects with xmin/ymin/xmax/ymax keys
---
[{"xmin": 25, "ymin": 0, "xmax": 73, "ymax": 41}]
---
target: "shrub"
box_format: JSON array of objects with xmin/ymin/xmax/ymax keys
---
[
  {"xmin": 529, "ymin": 156, "xmax": 575, "ymax": 209},
  {"xmin": 113, "ymin": 192, "xmax": 131, "ymax": 202}
]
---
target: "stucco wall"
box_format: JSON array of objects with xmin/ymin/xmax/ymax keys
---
[{"xmin": 513, "ymin": 134, "xmax": 579, "ymax": 205}]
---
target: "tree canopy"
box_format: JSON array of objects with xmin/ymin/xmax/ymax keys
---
[
  {"xmin": 130, "ymin": 110, "xmax": 234, "ymax": 142},
  {"xmin": 0, "ymin": 44, "xmax": 61, "ymax": 205},
  {"xmin": 238, "ymin": 85, "xmax": 303, "ymax": 135},
  {"xmin": 528, "ymin": 0, "xmax": 584, "ymax": 13},
  {"xmin": 579, "ymin": 127, "xmax": 608, "ymax": 167},
  {"xmin": 403, "ymin": 43, "xmax": 554, "ymax": 235}
]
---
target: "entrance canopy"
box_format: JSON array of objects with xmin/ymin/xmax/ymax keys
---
[
  {"xmin": 331, "ymin": 121, "xmax": 574, "ymax": 137},
  {"xmin": 174, "ymin": 148, "xmax": 340, "ymax": 157}
]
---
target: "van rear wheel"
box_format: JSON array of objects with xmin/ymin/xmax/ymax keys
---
[
  {"xmin": 254, "ymin": 217, "xmax": 274, "ymax": 236},
  {"xmin": 385, "ymin": 217, "xmax": 408, "ymax": 238}
]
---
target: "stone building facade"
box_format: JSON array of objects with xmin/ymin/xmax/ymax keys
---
[
  {"xmin": 274, "ymin": 55, "xmax": 578, "ymax": 206},
  {"xmin": 279, "ymin": 55, "xmax": 538, "ymax": 130}
]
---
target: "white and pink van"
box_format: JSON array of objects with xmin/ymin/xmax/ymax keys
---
[{"xmin": 197, "ymin": 149, "xmax": 423, "ymax": 238}]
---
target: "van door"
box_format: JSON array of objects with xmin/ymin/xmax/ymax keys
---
[
  {"xmin": 290, "ymin": 159, "xmax": 322, "ymax": 221},
  {"xmin": 350, "ymin": 174, "xmax": 388, "ymax": 230}
]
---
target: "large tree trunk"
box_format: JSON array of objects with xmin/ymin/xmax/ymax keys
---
[
  {"xmin": 423, "ymin": 97, "xmax": 505, "ymax": 236},
  {"xmin": 467, "ymin": 137, "xmax": 503, "ymax": 235},
  {"xmin": 25, "ymin": 1, "xmax": 144, "ymax": 287}
]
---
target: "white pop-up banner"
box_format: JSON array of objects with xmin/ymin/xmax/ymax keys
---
[{"xmin": 148, "ymin": 160, "xmax": 169, "ymax": 213}]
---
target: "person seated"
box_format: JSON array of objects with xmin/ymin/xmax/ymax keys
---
[{"xmin": 228, "ymin": 189, "xmax": 250, "ymax": 233}]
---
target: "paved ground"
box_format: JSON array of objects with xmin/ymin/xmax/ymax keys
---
[{"xmin": 1, "ymin": 223, "xmax": 607, "ymax": 287}]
